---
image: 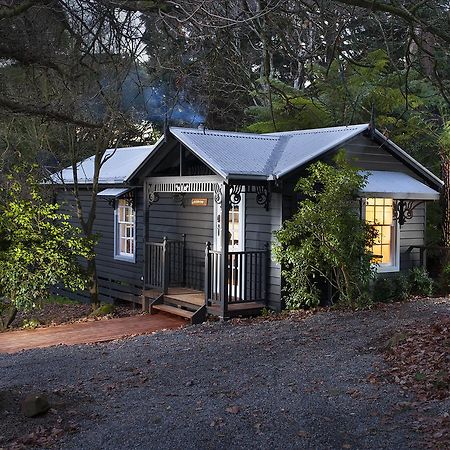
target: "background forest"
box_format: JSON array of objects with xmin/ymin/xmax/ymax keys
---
[{"xmin": 0, "ymin": 0, "xmax": 449, "ymax": 297}]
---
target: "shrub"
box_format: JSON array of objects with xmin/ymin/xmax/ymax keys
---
[
  {"xmin": 0, "ymin": 171, "xmax": 92, "ymax": 329},
  {"xmin": 273, "ymin": 154, "xmax": 376, "ymax": 309},
  {"xmin": 372, "ymin": 274, "xmax": 410, "ymax": 303},
  {"xmin": 373, "ymin": 267, "xmax": 434, "ymax": 302},
  {"xmin": 408, "ymin": 267, "xmax": 434, "ymax": 297}
]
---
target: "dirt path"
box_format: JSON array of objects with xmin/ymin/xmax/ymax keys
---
[
  {"xmin": 0, "ymin": 314, "xmax": 185, "ymax": 353},
  {"xmin": 0, "ymin": 298, "xmax": 449, "ymax": 450}
]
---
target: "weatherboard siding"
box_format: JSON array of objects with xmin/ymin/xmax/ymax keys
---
[
  {"xmin": 340, "ymin": 135, "xmax": 425, "ymax": 181},
  {"xmin": 245, "ymin": 192, "xmax": 282, "ymax": 310},
  {"xmin": 147, "ymin": 193, "xmax": 214, "ymax": 290},
  {"xmin": 399, "ymin": 202, "xmax": 426, "ymax": 270},
  {"xmin": 57, "ymin": 186, "xmax": 145, "ymax": 289}
]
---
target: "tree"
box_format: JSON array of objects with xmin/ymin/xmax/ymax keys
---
[
  {"xmin": 273, "ymin": 154, "xmax": 375, "ymax": 308},
  {"xmin": 0, "ymin": 170, "xmax": 91, "ymax": 329},
  {"xmin": 0, "ymin": 1, "xmax": 155, "ymax": 307}
]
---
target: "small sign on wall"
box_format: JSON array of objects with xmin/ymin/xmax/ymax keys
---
[{"xmin": 191, "ymin": 198, "xmax": 208, "ymax": 207}]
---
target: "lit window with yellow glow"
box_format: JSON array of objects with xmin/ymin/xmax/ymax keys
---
[{"xmin": 365, "ymin": 198, "xmax": 397, "ymax": 268}]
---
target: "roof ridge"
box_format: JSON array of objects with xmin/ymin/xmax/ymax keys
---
[
  {"xmin": 268, "ymin": 124, "xmax": 368, "ymax": 136},
  {"xmin": 263, "ymin": 135, "xmax": 290, "ymax": 175},
  {"xmin": 171, "ymin": 127, "xmax": 279, "ymax": 141}
]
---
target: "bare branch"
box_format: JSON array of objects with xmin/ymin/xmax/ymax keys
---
[
  {"xmin": 334, "ymin": 0, "xmax": 450, "ymax": 44},
  {"xmin": 0, "ymin": 96, "xmax": 103, "ymax": 129}
]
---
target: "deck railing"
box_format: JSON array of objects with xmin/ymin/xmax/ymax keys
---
[
  {"xmin": 205, "ymin": 243, "xmax": 269, "ymax": 306},
  {"xmin": 144, "ymin": 236, "xmax": 185, "ymax": 292}
]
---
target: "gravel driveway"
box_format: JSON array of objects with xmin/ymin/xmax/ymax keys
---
[{"xmin": 1, "ymin": 298, "xmax": 449, "ymax": 450}]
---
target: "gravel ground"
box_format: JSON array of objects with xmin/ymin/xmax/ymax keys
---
[{"xmin": 1, "ymin": 298, "xmax": 449, "ymax": 450}]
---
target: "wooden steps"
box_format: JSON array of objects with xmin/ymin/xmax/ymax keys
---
[
  {"xmin": 146, "ymin": 288, "xmax": 207, "ymax": 325},
  {"xmin": 152, "ymin": 303, "xmax": 195, "ymax": 319}
]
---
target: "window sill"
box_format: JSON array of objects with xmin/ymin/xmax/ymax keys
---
[
  {"xmin": 375, "ymin": 264, "xmax": 400, "ymax": 274},
  {"xmin": 114, "ymin": 255, "xmax": 136, "ymax": 263}
]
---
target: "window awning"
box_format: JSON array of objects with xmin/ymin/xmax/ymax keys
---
[
  {"xmin": 360, "ymin": 171, "xmax": 440, "ymax": 201},
  {"xmin": 97, "ymin": 188, "xmax": 131, "ymax": 198}
]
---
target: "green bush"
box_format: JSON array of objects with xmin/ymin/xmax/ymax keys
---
[
  {"xmin": 408, "ymin": 267, "xmax": 434, "ymax": 296},
  {"xmin": 372, "ymin": 274, "xmax": 410, "ymax": 303},
  {"xmin": 273, "ymin": 154, "xmax": 375, "ymax": 309},
  {"xmin": 373, "ymin": 267, "xmax": 435, "ymax": 302}
]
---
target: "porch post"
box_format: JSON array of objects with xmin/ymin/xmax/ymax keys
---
[
  {"xmin": 204, "ymin": 241, "xmax": 211, "ymax": 306},
  {"xmin": 220, "ymin": 182, "xmax": 230, "ymax": 319},
  {"xmin": 142, "ymin": 179, "xmax": 149, "ymax": 289},
  {"xmin": 162, "ymin": 236, "xmax": 169, "ymax": 294}
]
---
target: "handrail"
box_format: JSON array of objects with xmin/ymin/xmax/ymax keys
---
[
  {"xmin": 205, "ymin": 242, "xmax": 270, "ymax": 308},
  {"xmin": 144, "ymin": 235, "xmax": 186, "ymax": 291}
]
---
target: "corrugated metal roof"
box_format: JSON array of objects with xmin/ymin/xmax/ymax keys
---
[
  {"xmin": 271, "ymin": 124, "xmax": 369, "ymax": 177},
  {"xmin": 170, "ymin": 127, "xmax": 280, "ymax": 178},
  {"xmin": 51, "ymin": 145, "xmax": 156, "ymax": 185},
  {"xmin": 361, "ymin": 171, "xmax": 440, "ymax": 200},
  {"xmin": 97, "ymin": 188, "xmax": 130, "ymax": 197},
  {"xmin": 170, "ymin": 124, "xmax": 369, "ymax": 179}
]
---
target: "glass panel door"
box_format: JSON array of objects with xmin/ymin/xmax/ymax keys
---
[{"xmin": 213, "ymin": 195, "xmax": 245, "ymax": 298}]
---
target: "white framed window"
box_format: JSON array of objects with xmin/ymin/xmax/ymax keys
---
[
  {"xmin": 114, "ymin": 198, "xmax": 136, "ymax": 262},
  {"xmin": 365, "ymin": 198, "xmax": 399, "ymax": 273}
]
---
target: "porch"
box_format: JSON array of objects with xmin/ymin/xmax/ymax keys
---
[
  {"xmin": 142, "ymin": 175, "xmax": 274, "ymax": 322},
  {"xmin": 143, "ymin": 238, "xmax": 270, "ymax": 323}
]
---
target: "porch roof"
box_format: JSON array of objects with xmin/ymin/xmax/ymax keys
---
[
  {"xmin": 361, "ymin": 171, "xmax": 440, "ymax": 200},
  {"xmin": 97, "ymin": 187, "xmax": 131, "ymax": 198}
]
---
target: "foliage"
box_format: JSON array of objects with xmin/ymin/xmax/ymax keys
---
[
  {"xmin": 372, "ymin": 274, "xmax": 411, "ymax": 303},
  {"xmin": 46, "ymin": 295, "xmax": 80, "ymax": 306},
  {"xmin": 21, "ymin": 318, "xmax": 40, "ymax": 329},
  {"xmin": 0, "ymin": 171, "xmax": 92, "ymax": 314},
  {"xmin": 245, "ymin": 79, "xmax": 331, "ymax": 133},
  {"xmin": 408, "ymin": 267, "xmax": 434, "ymax": 297},
  {"xmin": 273, "ymin": 154, "xmax": 375, "ymax": 309},
  {"xmin": 373, "ymin": 267, "xmax": 434, "ymax": 302}
]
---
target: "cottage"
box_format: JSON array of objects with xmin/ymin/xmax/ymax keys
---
[{"xmin": 52, "ymin": 124, "xmax": 442, "ymax": 323}]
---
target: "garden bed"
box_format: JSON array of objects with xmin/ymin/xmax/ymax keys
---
[{"xmin": 5, "ymin": 297, "xmax": 142, "ymax": 332}]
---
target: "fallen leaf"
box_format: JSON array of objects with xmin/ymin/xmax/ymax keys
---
[{"xmin": 226, "ymin": 406, "xmax": 240, "ymax": 414}]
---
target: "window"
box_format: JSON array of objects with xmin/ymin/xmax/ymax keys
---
[
  {"xmin": 115, "ymin": 198, "xmax": 135, "ymax": 261},
  {"xmin": 365, "ymin": 198, "xmax": 399, "ymax": 272}
]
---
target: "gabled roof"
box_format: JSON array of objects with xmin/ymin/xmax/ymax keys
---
[
  {"xmin": 50, "ymin": 124, "xmax": 443, "ymax": 191},
  {"xmin": 169, "ymin": 124, "xmax": 369, "ymax": 179},
  {"xmin": 51, "ymin": 144, "xmax": 157, "ymax": 185},
  {"xmin": 169, "ymin": 125, "xmax": 443, "ymax": 189}
]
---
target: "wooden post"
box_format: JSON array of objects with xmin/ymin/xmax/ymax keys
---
[
  {"xmin": 142, "ymin": 180, "xmax": 148, "ymax": 289},
  {"xmin": 220, "ymin": 183, "xmax": 230, "ymax": 319},
  {"xmin": 181, "ymin": 233, "xmax": 186, "ymax": 286},
  {"xmin": 264, "ymin": 242, "xmax": 270, "ymax": 306},
  {"xmin": 162, "ymin": 236, "xmax": 169, "ymax": 294},
  {"xmin": 204, "ymin": 241, "xmax": 211, "ymax": 306}
]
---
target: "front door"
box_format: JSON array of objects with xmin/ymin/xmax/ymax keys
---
[{"xmin": 213, "ymin": 195, "xmax": 245, "ymax": 298}]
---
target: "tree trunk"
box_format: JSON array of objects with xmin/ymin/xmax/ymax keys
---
[
  {"xmin": 441, "ymin": 153, "xmax": 450, "ymax": 247},
  {"xmin": 0, "ymin": 305, "xmax": 17, "ymax": 330},
  {"xmin": 87, "ymin": 257, "xmax": 100, "ymax": 310}
]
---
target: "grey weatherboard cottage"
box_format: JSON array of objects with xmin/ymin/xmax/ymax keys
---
[{"xmin": 52, "ymin": 124, "xmax": 442, "ymax": 323}]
